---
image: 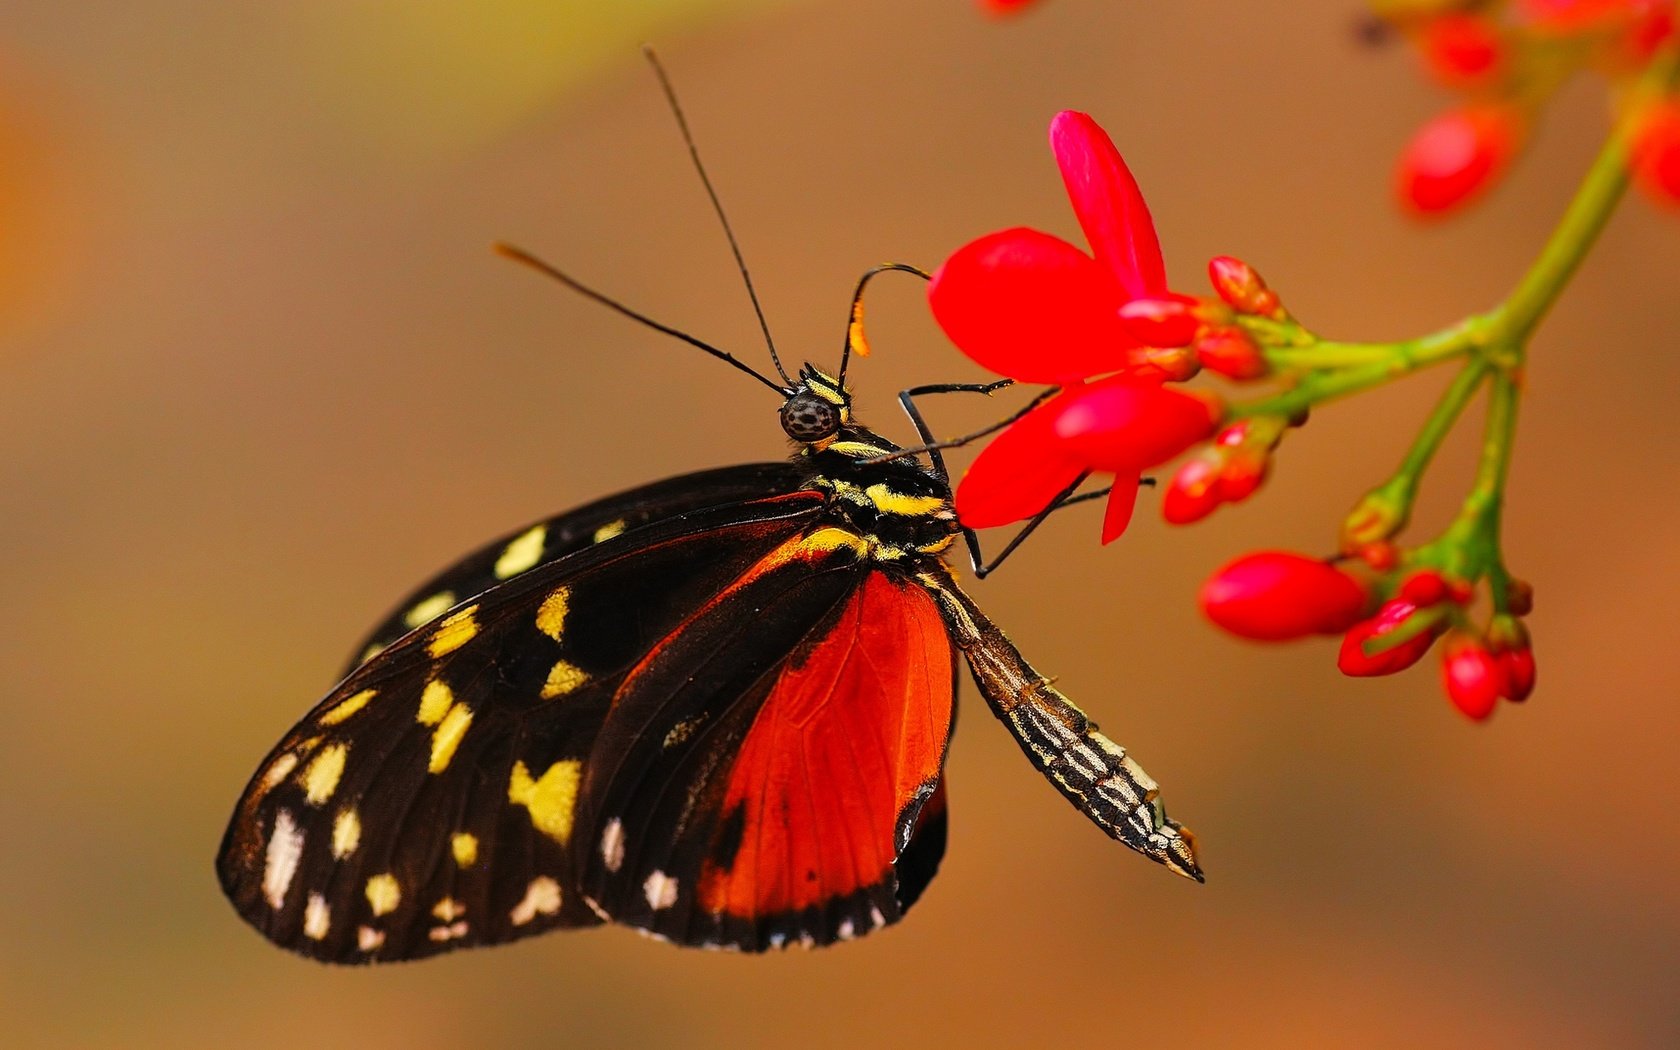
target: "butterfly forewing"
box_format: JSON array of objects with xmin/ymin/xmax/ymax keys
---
[
  {"xmin": 217, "ymin": 489, "xmax": 825, "ymax": 963},
  {"xmin": 343, "ymin": 463, "xmax": 808, "ymax": 675}
]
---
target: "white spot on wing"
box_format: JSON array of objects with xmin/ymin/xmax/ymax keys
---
[
  {"xmin": 643, "ymin": 870, "xmax": 678, "ymax": 911},
  {"xmin": 262, "ymin": 809, "xmax": 304, "ymax": 910},
  {"xmin": 510, "ymin": 876, "xmax": 562, "ymax": 926},
  {"xmin": 260, "ymin": 753, "xmax": 298, "ymax": 791},
  {"xmin": 600, "ymin": 819, "xmax": 625, "ymax": 873},
  {"xmin": 303, "ymin": 893, "xmax": 331, "ymax": 940},
  {"xmin": 428, "ymin": 920, "xmax": 469, "ymax": 942},
  {"xmin": 356, "ymin": 925, "xmax": 385, "ymax": 952}
]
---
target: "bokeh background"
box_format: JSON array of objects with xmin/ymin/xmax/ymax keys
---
[{"xmin": 4, "ymin": 1, "xmax": 1678, "ymax": 1047}]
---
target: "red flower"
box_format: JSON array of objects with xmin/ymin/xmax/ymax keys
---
[
  {"xmin": 979, "ymin": 0, "xmax": 1042, "ymax": 15},
  {"xmin": 1396, "ymin": 104, "xmax": 1525, "ymax": 216},
  {"xmin": 1199, "ymin": 551, "xmax": 1371, "ymax": 642},
  {"xmin": 932, "ymin": 110, "xmax": 1207, "ymax": 542},
  {"xmin": 1421, "ymin": 13, "xmax": 1507, "ymax": 88}
]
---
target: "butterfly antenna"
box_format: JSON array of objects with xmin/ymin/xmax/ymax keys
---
[
  {"xmin": 494, "ymin": 242, "xmax": 791, "ymax": 396},
  {"xmin": 838, "ymin": 263, "xmax": 929, "ymax": 386},
  {"xmin": 643, "ymin": 46, "xmax": 792, "ymax": 387}
]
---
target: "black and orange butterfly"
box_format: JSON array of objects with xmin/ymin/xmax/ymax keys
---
[{"xmin": 216, "ymin": 58, "xmax": 1201, "ymax": 961}]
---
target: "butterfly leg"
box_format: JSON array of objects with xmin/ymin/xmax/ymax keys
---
[{"xmin": 892, "ymin": 385, "xmax": 1148, "ymax": 578}]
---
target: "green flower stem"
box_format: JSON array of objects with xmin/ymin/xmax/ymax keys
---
[
  {"xmin": 1431, "ymin": 372, "xmax": 1520, "ymax": 609},
  {"xmin": 1231, "ymin": 319, "xmax": 1479, "ymax": 420},
  {"xmin": 1492, "ymin": 40, "xmax": 1680, "ymax": 349}
]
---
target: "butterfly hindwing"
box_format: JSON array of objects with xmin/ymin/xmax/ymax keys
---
[
  {"xmin": 343, "ymin": 463, "xmax": 808, "ymax": 675},
  {"xmin": 217, "ymin": 490, "xmax": 826, "ymax": 963},
  {"xmin": 572, "ymin": 537, "xmax": 957, "ymax": 951}
]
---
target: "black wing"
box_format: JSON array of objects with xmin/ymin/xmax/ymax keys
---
[
  {"xmin": 217, "ymin": 490, "xmax": 825, "ymax": 963},
  {"xmin": 341, "ymin": 463, "xmax": 808, "ymax": 675}
]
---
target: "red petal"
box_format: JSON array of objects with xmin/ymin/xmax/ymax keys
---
[
  {"xmin": 1049, "ymin": 376, "xmax": 1222, "ymax": 472},
  {"xmin": 928, "ymin": 228, "xmax": 1134, "ymax": 383},
  {"xmin": 955, "ymin": 407, "xmax": 1087, "ymax": 529},
  {"xmin": 1100, "ymin": 473, "xmax": 1141, "ymax": 544},
  {"xmin": 1050, "ymin": 111, "xmax": 1167, "ymax": 299}
]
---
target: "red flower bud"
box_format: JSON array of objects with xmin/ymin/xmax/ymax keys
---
[
  {"xmin": 1215, "ymin": 447, "xmax": 1268, "ymax": 503},
  {"xmin": 1398, "ymin": 568, "xmax": 1450, "ymax": 607},
  {"xmin": 1338, "ymin": 599, "xmax": 1441, "ymax": 676},
  {"xmin": 1421, "ymin": 13, "xmax": 1506, "ymax": 87},
  {"xmin": 1206, "ymin": 256, "xmax": 1280, "ymax": 316},
  {"xmin": 1496, "ymin": 644, "xmax": 1537, "ymax": 701},
  {"xmin": 979, "ymin": 0, "xmax": 1041, "ymax": 16},
  {"xmin": 1051, "ymin": 376, "xmax": 1224, "ymax": 473},
  {"xmin": 1195, "ymin": 326, "xmax": 1268, "ymax": 380},
  {"xmin": 1632, "ymin": 99, "xmax": 1680, "ymax": 207},
  {"xmin": 1118, "ymin": 297, "xmax": 1202, "ymax": 348},
  {"xmin": 1341, "ymin": 483, "xmax": 1409, "ymax": 551},
  {"xmin": 1441, "ymin": 633, "xmax": 1502, "ymax": 720},
  {"xmin": 1133, "ymin": 345, "xmax": 1201, "ymax": 382},
  {"xmin": 1396, "ymin": 105, "xmax": 1523, "ymax": 216},
  {"xmin": 1162, "ymin": 456, "xmax": 1222, "ymax": 525},
  {"xmin": 1200, "ymin": 551, "xmax": 1371, "ymax": 642}
]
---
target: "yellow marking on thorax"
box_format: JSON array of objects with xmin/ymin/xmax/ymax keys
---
[
  {"xmin": 404, "ymin": 591, "xmax": 455, "ymax": 628},
  {"xmin": 541, "ymin": 659, "xmax": 590, "ymax": 699},
  {"xmin": 301, "ymin": 744, "xmax": 348, "ymax": 805},
  {"xmin": 417, "ymin": 679, "xmax": 453, "ymax": 726},
  {"xmin": 864, "ymin": 483, "xmax": 949, "ymax": 517},
  {"xmin": 320, "ymin": 688, "xmax": 376, "ymax": 726},
  {"xmin": 451, "ymin": 832, "xmax": 479, "ymax": 868},
  {"xmin": 508, "ymin": 759, "xmax": 582, "ymax": 844},
  {"xmin": 428, "ymin": 703, "xmax": 474, "ymax": 773},
  {"xmin": 365, "ymin": 874, "xmax": 401, "ymax": 917},
  {"xmin": 593, "ymin": 519, "xmax": 627, "ymax": 544},
  {"xmin": 826, "ymin": 440, "xmax": 890, "ymax": 458},
  {"xmin": 427, "ymin": 605, "xmax": 480, "ymax": 658},
  {"xmin": 332, "ymin": 808, "xmax": 361, "ymax": 859},
  {"xmin": 494, "ymin": 524, "xmax": 548, "ymax": 579},
  {"xmin": 536, "ymin": 587, "xmax": 571, "ymax": 641}
]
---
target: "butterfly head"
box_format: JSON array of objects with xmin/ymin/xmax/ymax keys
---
[{"xmin": 779, "ymin": 365, "xmax": 852, "ymax": 445}]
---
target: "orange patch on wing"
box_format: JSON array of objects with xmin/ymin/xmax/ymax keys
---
[{"xmin": 696, "ymin": 573, "xmax": 953, "ymax": 917}]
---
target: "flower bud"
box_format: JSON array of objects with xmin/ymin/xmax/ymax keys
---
[
  {"xmin": 1215, "ymin": 447, "xmax": 1269, "ymax": 503},
  {"xmin": 1421, "ymin": 13, "xmax": 1506, "ymax": 88},
  {"xmin": 1632, "ymin": 98, "xmax": 1680, "ymax": 207},
  {"xmin": 1341, "ymin": 482, "xmax": 1410, "ymax": 551},
  {"xmin": 1133, "ymin": 345, "xmax": 1201, "ymax": 382},
  {"xmin": 1398, "ymin": 568, "xmax": 1450, "ymax": 607},
  {"xmin": 1206, "ymin": 256, "xmax": 1280, "ymax": 317},
  {"xmin": 1162, "ymin": 456, "xmax": 1222, "ymax": 525},
  {"xmin": 1118, "ymin": 297, "xmax": 1202, "ymax": 348},
  {"xmin": 1338, "ymin": 599, "xmax": 1441, "ymax": 675},
  {"xmin": 1441, "ymin": 633, "xmax": 1502, "ymax": 720},
  {"xmin": 1395, "ymin": 104, "xmax": 1523, "ymax": 216},
  {"xmin": 1195, "ymin": 326, "xmax": 1269, "ymax": 380},
  {"xmin": 1358, "ymin": 541, "xmax": 1401, "ymax": 572},
  {"xmin": 1200, "ymin": 551, "xmax": 1371, "ymax": 641},
  {"xmin": 1496, "ymin": 644, "xmax": 1537, "ymax": 701}
]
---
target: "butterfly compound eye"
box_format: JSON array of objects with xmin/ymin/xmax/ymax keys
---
[{"xmin": 779, "ymin": 392, "xmax": 841, "ymax": 442}]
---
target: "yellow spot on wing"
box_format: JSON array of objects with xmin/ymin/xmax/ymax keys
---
[
  {"xmin": 365, "ymin": 874, "xmax": 401, "ymax": 917},
  {"xmin": 403, "ymin": 591, "xmax": 455, "ymax": 628},
  {"xmin": 428, "ymin": 704, "xmax": 473, "ymax": 773},
  {"xmin": 451, "ymin": 832, "xmax": 478, "ymax": 867},
  {"xmin": 535, "ymin": 587, "xmax": 571, "ymax": 641},
  {"xmin": 303, "ymin": 894, "xmax": 331, "ymax": 940},
  {"xmin": 358, "ymin": 642, "xmax": 386, "ymax": 665},
  {"xmin": 508, "ymin": 759, "xmax": 581, "ymax": 843},
  {"xmin": 432, "ymin": 897, "xmax": 465, "ymax": 922},
  {"xmin": 592, "ymin": 519, "xmax": 627, "ymax": 544},
  {"xmin": 427, "ymin": 605, "xmax": 479, "ymax": 658},
  {"xmin": 302, "ymin": 744, "xmax": 348, "ymax": 806},
  {"xmin": 494, "ymin": 524, "xmax": 548, "ymax": 579},
  {"xmin": 417, "ymin": 679, "xmax": 453, "ymax": 726},
  {"xmin": 320, "ymin": 688, "xmax": 376, "ymax": 726},
  {"xmin": 332, "ymin": 808, "xmax": 361, "ymax": 859},
  {"xmin": 541, "ymin": 660, "xmax": 590, "ymax": 699}
]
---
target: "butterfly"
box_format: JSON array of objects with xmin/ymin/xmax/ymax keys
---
[{"xmin": 215, "ymin": 60, "xmax": 1201, "ymax": 961}]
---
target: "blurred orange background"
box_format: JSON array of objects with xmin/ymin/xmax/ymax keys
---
[{"xmin": 3, "ymin": 2, "xmax": 1678, "ymax": 1047}]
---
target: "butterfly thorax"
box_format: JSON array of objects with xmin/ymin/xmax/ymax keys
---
[{"xmin": 796, "ymin": 423, "xmax": 959, "ymax": 565}]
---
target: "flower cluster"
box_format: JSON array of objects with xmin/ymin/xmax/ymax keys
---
[
  {"xmin": 1200, "ymin": 555, "xmax": 1537, "ymax": 720},
  {"xmin": 927, "ymin": 111, "xmax": 1223, "ymax": 543},
  {"xmin": 1376, "ymin": 0, "xmax": 1678, "ymax": 213}
]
